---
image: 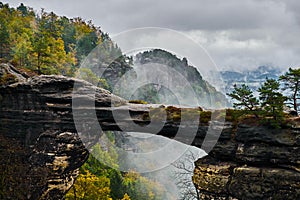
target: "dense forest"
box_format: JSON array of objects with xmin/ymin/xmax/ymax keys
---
[{"xmin": 0, "ymin": 2, "xmax": 128, "ymax": 79}]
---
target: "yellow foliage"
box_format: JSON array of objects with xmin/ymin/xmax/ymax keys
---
[
  {"xmin": 121, "ymin": 193, "xmax": 131, "ymax": 200},
  {"xmin": 65, "ymin": 169, "xmax": 111, "ymax": 200}
]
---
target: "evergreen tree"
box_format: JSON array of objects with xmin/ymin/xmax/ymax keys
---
[
  {"xmin": 258, "ymin": 78, "xmax": 286, "ymax": 126},
  {"xmin": 227, "ymin": 84, "xmax": 259, "ymax": 117},
  {"xmin": 16, "ymin": 3, "xmax": 27, "ymax": 16},
  {"xmin": 279, "ymin": 67, "xmax": 300, "ymax": 113}
]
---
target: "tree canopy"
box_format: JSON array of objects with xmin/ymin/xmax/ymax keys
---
[
  {"xmin": 258, "ymin": 78, "xmax": 286, "ymax": 124},
  {"xmin": 0, "ymin": 2, "xmax": 121, "ymax": 76}
]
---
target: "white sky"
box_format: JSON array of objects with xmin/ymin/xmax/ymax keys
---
[{"xmin": 3, "ymin": 0, "xmax": 300, "ymax": 71}]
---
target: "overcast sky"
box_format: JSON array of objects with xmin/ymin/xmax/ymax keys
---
[{"xmin": 4, "ymin": 0, "xmax": 300, "ymax": 71}]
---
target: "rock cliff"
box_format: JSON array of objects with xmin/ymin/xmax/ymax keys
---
[
  {"xmin": 193, "ymin": 124, "xmax": 300, "ymax": 199},
  {"xmin": 0, "ymin": 65, "xmax": 203, "ymax": 199},
  {"xmin": 1, "ymin": 64, "xmax": 299, "ymax": 199},
  {"xmin": 0, "ymin": 68, "xmax": 127, "ymax": 199}
]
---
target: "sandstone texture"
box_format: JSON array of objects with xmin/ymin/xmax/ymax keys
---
[
  {"xmin": 1, "ymin": 64, "xmax": 299, "ymax": 199},
  {"xmin": 193, "ymin": 124, "xmax": 300, "ymax": 199}
]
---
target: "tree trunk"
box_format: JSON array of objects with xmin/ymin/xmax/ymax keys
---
[
  {"xmin": 37, "ymin": 53, "xmax": 41, "ymax": 75},
  {"xmin": 293, "ymin": 82, "xmax": 299, "ymax": 112}
]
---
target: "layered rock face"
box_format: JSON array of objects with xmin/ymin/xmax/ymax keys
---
[
  {"xmin": 0, "ymin": 69, "xmax": 201, "ymax": 199},
  {"xmin": 1, "ymin": 64, "xmax": 299, "ymax": 199},
  {"xmin": 193, "ymin": 124, "xmax": 300, "ymax": 200},
  {"xmin": 0, "ymin": 73, "xmax": 127, "ymax": 199}
]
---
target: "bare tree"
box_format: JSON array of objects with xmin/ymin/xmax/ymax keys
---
[{"xmin": 172, "ymin": 150, "xmax": 201, "ymax": 200}]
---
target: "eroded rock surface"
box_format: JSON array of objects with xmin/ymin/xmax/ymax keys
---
[
  {"xmin": 0, "ymin": 73, "xmax": 126, "ymax": 199},
  {"xmin": 1, "ymin": 64, "xmax": 299, "ymax": 199},
  {"xmin": 193, "ymin": 124, "xmax": 300, "ymax": 200}
]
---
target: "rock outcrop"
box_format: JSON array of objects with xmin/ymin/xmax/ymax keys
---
[
  {"xmin": 1, "ymin": 64, "xmax": 299, "ymax": 199},
  {"xmin": 0, "ymin": 72, "xmax": 127, "ymax": 199},
  {"xmin": 0, "ymin": 68, "xmax": 203, "ymax": 199},
  {"xmin": 193, "ymin": 124, "xmax": 300, "ymax": 199}
]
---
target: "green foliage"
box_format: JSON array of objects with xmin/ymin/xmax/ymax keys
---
[
  {"xmin": 227, "ymin": 84, "xmax": 259, "ymax": 116},
  {"xmin": 143, "ymin": 106, "xmax": 207, "ymax": 123},
  {"xmin": 122, "ymin": 171, "xmax": 165, "ymax": 200},
  {"xmin": 77, "ymin": 68, "xmax": 110, "ymax": 90},
  {"xmin": 199, "ymin": 110, "xmax": 212, "ymax": 124},
  {"xmin": 226, "ymin": 72, "xmax": 300, "ymax": 127},
  {"xmin": 258, "ymin": 78, "xmax": 287, "ymax": 127},
  {"xmin": 66, "ymin": 132, "xmax": 166, "ymax": 200},
  {"xmin": 0, "ymin": 4, "xmax": 11, "ymax": 59},
  {"xmin": 224, "ymin": 109, "xmax": 245, "ymax": 125},
  {"xmin": 0, "ymin": 2, "xmax": 124, "ymax": 79},
  {"xmin": 279, "ymin": 67, "xmax": 300, "ymax": 112},
  {"xmin": 0, "ymin": 2, "xmax": 133, "ymax": 93}
]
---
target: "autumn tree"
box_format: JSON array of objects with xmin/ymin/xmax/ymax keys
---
[
  {"xmin": 66, "ymin": 132, "xmax": 167, "ymax": 200},
  {"xmin": 65, "ymin": 168, "xmax": 112, "ymax": 200},
  {"xmin": 227, "ymin": 84, "xmax": 259, "ymax": 117},
  {"xmin": 0, "ymin": 3, "xmax": 11, "ymax": 59},
  {"xmin": 121, "ymin": 193, "xmax": 131, "ymax": 200},
  {"xmin": 122, "ymin": 171, "xmax": 165, "ymax": 200},
  {"xmin": 31, "ymin": 10, "xmax": 76, "ymax": 74},
  {"xmin": 0, "ymin": 2, "xmax": 125, "ymax": 77},
  {"xmin": 279, "ymin": 67, "xmax": 300, "ymax": 113}
]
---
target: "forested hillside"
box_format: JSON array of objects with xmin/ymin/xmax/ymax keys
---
[
  {"xmin": 0, "ymin": 3, "xmax": 165, "ymax": 199},
  {"xmin": 134, "ymin": 49, "xmax": 228, "ymax": 107},
  {"xmin": 0, "ymin": 2, "xmax": 123, "ymax": 76}
]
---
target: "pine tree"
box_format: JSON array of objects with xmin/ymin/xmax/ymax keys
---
[
  {"xmin": 258, "ymin": 78, "xmax": 287, "ymax": 126},
  {"xmin": 227, "ymin": 84, "xmax": 259, "ymax": 117},
  {"xmin": 279, "ymin": 67, "xmax": 300, "ymax": 113}
]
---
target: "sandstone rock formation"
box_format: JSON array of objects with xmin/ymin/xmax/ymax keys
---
[
  {"xmin": 193, "ymin": 124, "xmax": 300, "ymax": 200},
  {"xmin": 0, "ymin": 67, "xmax": 201, "ymax": 199},
  {"xmin": 1, "ymin": 64, "xmax": 299, "ymax": 199},
  {"xmin": 0, "ymin": 71, "xmax": 127, "ymax": 199}
]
